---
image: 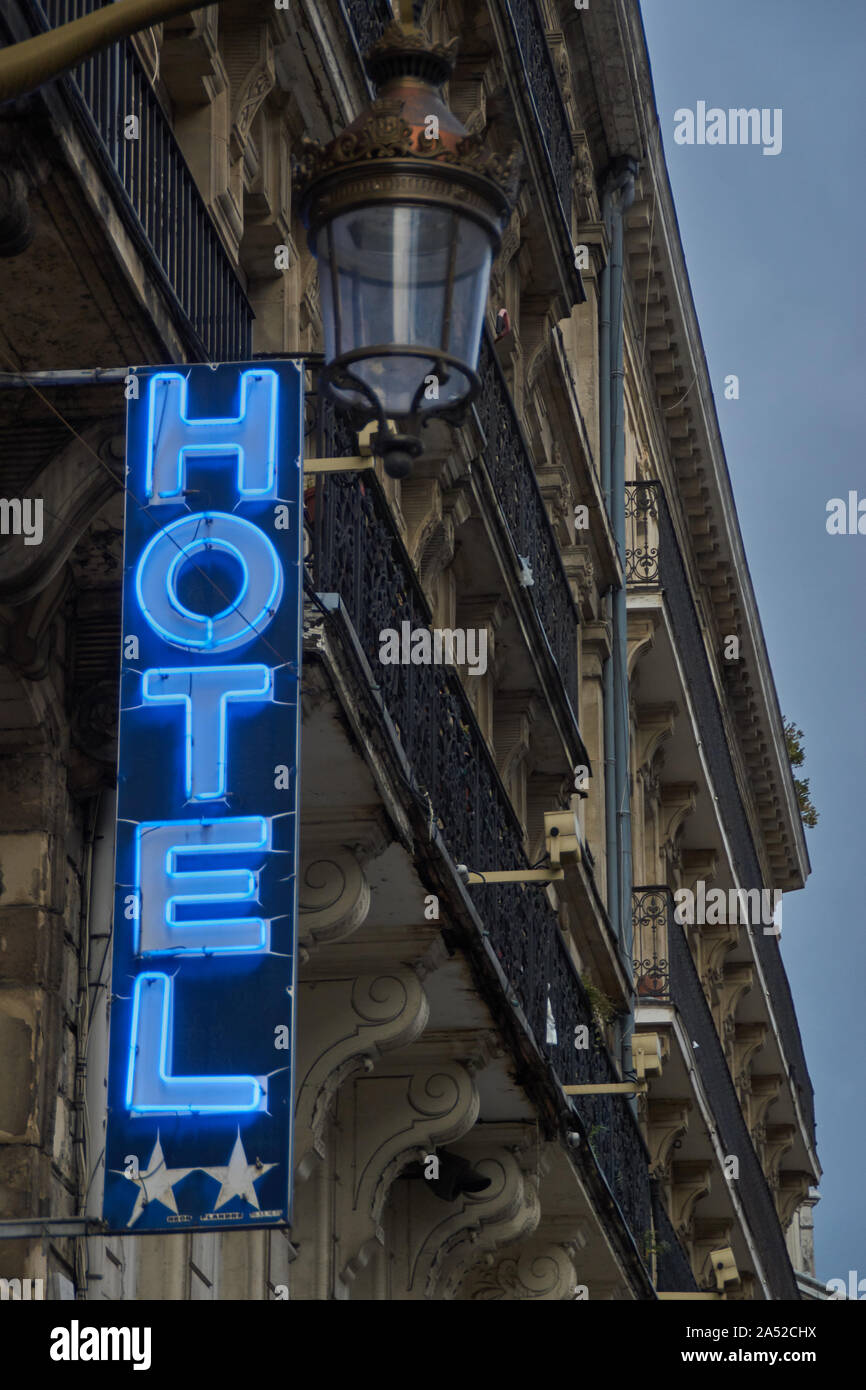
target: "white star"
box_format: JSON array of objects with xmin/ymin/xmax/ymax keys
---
[
  {"xmin": 119, "ymin": 1134, "xmax": 194, "ymax": 1228},
  {"xmin": 200, "ymin": 1132, "xmax": 276, "ymax": 1211}
]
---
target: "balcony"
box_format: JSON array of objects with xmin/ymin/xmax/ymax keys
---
[
  {"xmin": 342, "ymin": 0, "xmax": 394, "ymax": 60},
  {"xmin": 650, "ymin": 1179, "xmax": 699, "ymax": 1293},
  {"xmin": 625, "ymin": 482, "xmax": 815, "ymax": 1146},
  {"xmin": 475, "ymin": 334, "xmax": 579, "ymax": 715},
  {"xmin": 16, "ymin": 0, "xmax": 253, "ymax": 361},
  {"xmin": 633, "ymin": 887, "xmax": 800, "ymax": 1300},
  {"xmin": 311, "ymin": 402, "xmax": 651, "ymax": 1263},
  {"xmin": 500, "ymin": 0, "xmax": 573, "ymax": 226}
]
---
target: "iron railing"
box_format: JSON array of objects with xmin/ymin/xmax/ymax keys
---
[
  {"xmin": 633, "ymin": 886, "xmax": 671, "ymax": 1002},
  {"xmin": 650, "ymin": 1179, "xmax": 698, "ymax": 1293},
  {"xmin": 633, "ymin": 887, "xmax": 800, "ymax": 1300},
  {"xmin": 501, "ymin": 0, "xmax": 573, "ymax": 224},
  {"xmin": 342, "ymin": 0, "xmax": 393, "ymax": 56},
  {"xmin": 313, "ymin": 405, "xmax": 651, "ymax": 1259},
  {"xmin": 624, "ymin": 480, "xmax": 660, "ymax": 586},
  {"xmin": 476, "ymin": 334, "xmax": 579, "ymax": 712},
  {"xmin": 23, "ymin": 0, "xmax": 253, "ymax": 361},
  {"xmin": 625, "ymin": 483, "xmax": 816, "ymax": 1145},
  {"xmin": 316, "ymin": 0, "xmax": 582, "ymax": 724}
]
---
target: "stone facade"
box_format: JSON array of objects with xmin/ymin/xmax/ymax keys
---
[{"xmin": 0, "ymin": 0, "xmax": 818, "ymax": 1300}]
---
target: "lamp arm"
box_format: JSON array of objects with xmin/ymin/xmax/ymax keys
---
[{"xmin": 0, "ymin": 0, "xmax": 227, "ymax": 104}]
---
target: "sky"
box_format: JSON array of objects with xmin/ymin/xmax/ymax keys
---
[{"xmin": 639, "ymin": 0, "xmax": 866, "ymax": 1285}]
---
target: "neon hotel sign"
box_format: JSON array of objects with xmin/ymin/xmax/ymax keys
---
[{"xmin": 103, "ymin": 363, "xmax": 303, "ymax": 1232}]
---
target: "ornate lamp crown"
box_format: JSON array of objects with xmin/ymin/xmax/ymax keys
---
[
  {"xmin": 365, "ymin": 19, "xmax": 458, "ymax": 88},
  {"xmin": 294, "ymin": 21, "xmax": 521, "ymax": 228}
]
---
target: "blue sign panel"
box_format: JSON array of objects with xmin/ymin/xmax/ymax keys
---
[{"xmin": 103, "ymin": 362, "xmax": 304, "ymax": 1233}]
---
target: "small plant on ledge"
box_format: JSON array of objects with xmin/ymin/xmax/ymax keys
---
[
  {"xmin": 580, "ymin": 975, "xmax": 618, "ymax": 1028},
  {"xmin": 642, "ymin": 1230, "xmax": 672, "ymax": 1263},
  {"xmin": 783, "ymin": 717, "xmax": 819, "ymax": 828},
  {"xmin": 585, "ymin": 1122, "xmax": 608, "ymax": 1156}
]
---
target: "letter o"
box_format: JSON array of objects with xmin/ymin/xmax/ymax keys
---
[{"xmin": 136, "ymin": 511, "xmax": 283, "ymax": 652}]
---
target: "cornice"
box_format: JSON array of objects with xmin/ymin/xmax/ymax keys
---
[
  {"xmin": 555, "ymin": 0, "xmax": 808, "ymax": 892},
  {"xmin": 622, "ymin": 173, "xmax": 809, "ymax": 891},
  {"xmin": 574, "ymin": 0, "xmax": 810, "ymax": 894}
]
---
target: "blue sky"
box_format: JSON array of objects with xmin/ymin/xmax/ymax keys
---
[{"xmin": 640, "ymin": 0, "xmax": 866, "ymax": 1284}]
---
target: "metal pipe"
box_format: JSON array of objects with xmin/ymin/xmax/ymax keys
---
[
  {"xmin": 602, "ymin": 590, "xmax": 618, "ymax": 937},
  {"xmin": 610, "ymin": 166, "xmax": 637, "ymax": 961},
  {"xmin": 0, "ymin": 1217, "xmax": 105, "ymax": 1238},
  {"xmin": 606, "ymin": 158, "xmax": 638, "ymax": 1095},
  {"xmin": 0, "ymin": 368, "xmax": 128, "ymax": 388},
  {"xmin": 0, "ymin": 0, "xmax": 230, "ymax": 104},
  {"xmin": 599, "ymin": 190, "xmax": 618, "ymax": 932},
  {"xmin": 599, "ymin": 190, "xmax": 613, "ymax": 511},
  {"xmin": 0, "ymin": 355, "xmax": 324, "ymax": 387}
]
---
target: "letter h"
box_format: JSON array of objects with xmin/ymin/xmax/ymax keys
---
[{"xmin": 145, "ymin": 370, "xmax": 280, "ymax": 503}]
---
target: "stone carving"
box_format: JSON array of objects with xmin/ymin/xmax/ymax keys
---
[
  {"xmin": 647, "ymin": 1099, "xmax": 691, "ymax": 1180},
  {"xmin": 670, "ymin": 1159, "xmax": 712, "ymax": 1234},
  {"xmin": 388, "ymin": 1132, "xmax": 542, "ymax": 1298},
  {"xmin": 463, "ymin": 1240, "xmax": 579, "ymax": 1300},
  {"xmin": 297, "ymin": 848, "xmax": 371, "ymax": 947},
  {"xmin": 294, "ymin": 970, "xmax": 430, "ymax": 1181},
  {"xmin": 334, "ymin": 1058, "xmax": 481, "ymax": 1292}
]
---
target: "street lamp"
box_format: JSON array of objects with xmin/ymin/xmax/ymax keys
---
[{"xmin": 295, "ymin": 20, "xmax": 520, "ymax": 478}]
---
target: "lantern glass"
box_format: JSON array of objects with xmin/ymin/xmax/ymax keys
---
[{"xmin": 317, "ymin": 201, "xmax": 493, "ymax": 419}]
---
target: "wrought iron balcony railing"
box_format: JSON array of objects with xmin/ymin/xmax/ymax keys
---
[
  {"xmin": 476, "ymin": 334, "xmax": 579, "ymax": 712},
  {"xmin": 501, "ymin": 0, "xmax": 573, "ymax": 225},
  {"xmin": 312, "ymin": 404, "xmax": 651, "ymax": 1261},
  {"xmin": 624, "ymin": 480, "xmax": 661, "ymax": 586},
  {"xmin": 625, "ymin": 483, "xmax": 815, "ymax": 1145},
  {"xmin": 633, "ymin": 885, "xmax": 671, "ymax": 1002},
  {"xmin": 342, "ymin": 0, "xmax": 393, "ymax": 57},
  {"xmin": 650, "ymin": 1178, "xmax": 698, "ymax": 1293},
  {"xmin": 21, "ymin": 0, "xmax": 253, "ymax": 362},
  {"xmin": 632, "ymin": 887, "xmax": 800, "ymax": 1300}
]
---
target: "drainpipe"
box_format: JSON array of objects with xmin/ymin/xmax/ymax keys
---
[
  {"xmin": 599, "ymin": 188, "xmax": 613, "ymax": 510},
  {"xmin": 603, "ymin": 157, "xmax": 639, "ymax": 1088},
  {"xmin": 608, "ymin": 159, "xmax": 638, "ymax": 962},
  {"xmin": 600, "ymin": 159, "xmax": 638, "ymax": 955},
  {"xmin": 602, "ymin": 592, "xmax": 618, "ymax": 938},
  {"xmin": 599, "ymin": 191, "xmax": 617, "ymax": 934}
]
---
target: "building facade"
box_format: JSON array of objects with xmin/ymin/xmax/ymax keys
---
[{"xmin": 0, "ymin": 0, "xmax": 819, "ymax": 1300}]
